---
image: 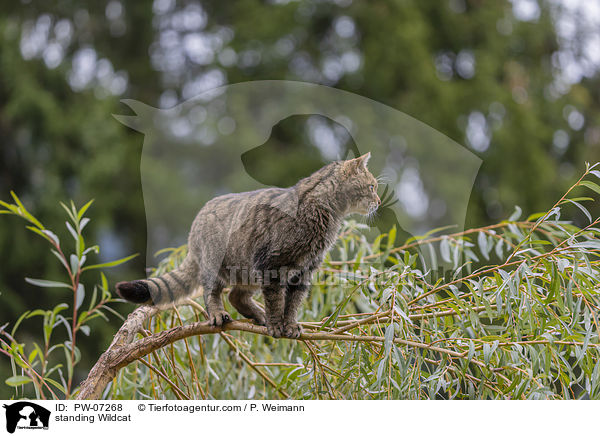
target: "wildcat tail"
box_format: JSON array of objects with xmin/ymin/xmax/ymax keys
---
[{"xmin": 116, "ymin": 257, "xmax": 201, "ymax": 308}]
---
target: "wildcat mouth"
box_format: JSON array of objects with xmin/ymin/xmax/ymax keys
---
[{"xmin": 366, "ymin": 203, "xmax": 379, "ymax": 216}]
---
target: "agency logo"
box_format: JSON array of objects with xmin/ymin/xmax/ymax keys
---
[
  {"xmin": 2, "ymin": 402, "xmax": 50, "ymax": 434},
  {"xmin": 116, "ymin": 80, "xmax": 481, "ymax": 300}
]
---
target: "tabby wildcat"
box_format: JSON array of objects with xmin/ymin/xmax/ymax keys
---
[{"xmin": 116, "ymin": 153, "xmax": 380, "ymax": 338}]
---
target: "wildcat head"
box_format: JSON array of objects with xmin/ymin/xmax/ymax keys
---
[{"xmin": 339, "ymin": 152, "xmax": 381, "ymax": 216}]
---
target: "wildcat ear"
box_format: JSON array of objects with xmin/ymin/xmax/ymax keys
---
[
  {"xmin": 344, "ymin": 152, "xmax": 371, "ymax": 173},
  {"xmin": 357, "ymin": 152, "xmax": 371, "ymax": 166}
]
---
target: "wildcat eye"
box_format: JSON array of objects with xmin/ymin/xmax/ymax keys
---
[{"xmin": 369, "ymin": 184, "xmax": 376, "ymax": 192}]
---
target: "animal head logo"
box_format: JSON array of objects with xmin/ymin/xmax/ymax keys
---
[
  {"xmin": 3, "ymin": 402, "xmax": 50, "ymax": 433},
  {"xmin": 115, "ymin": 80, "xmax": 481, "ymax": 292}
]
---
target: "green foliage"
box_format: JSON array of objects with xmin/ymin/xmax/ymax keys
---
[
  {"xmin": 107, "ymin": 164, "xmax": 600, "ymax": 400},
  {"xmin": 0, "ymin": 193, "xmax": 137, "ymax": 399}
]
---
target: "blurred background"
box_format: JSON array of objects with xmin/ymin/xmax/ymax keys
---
[{"xmin": 1, "ymin": 0, "xmax": 600, "ymax": 396}]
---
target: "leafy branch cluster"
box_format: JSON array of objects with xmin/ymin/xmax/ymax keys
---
[{"xmin": 0, "ymin": 195, "xmax": 136, "ymax": 399}]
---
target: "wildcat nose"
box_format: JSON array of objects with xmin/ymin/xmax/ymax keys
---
[{"xmin": 376, "ymin": 196, "xmax": 381, "ymax": 205}]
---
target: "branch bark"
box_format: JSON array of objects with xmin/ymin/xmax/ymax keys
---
[{"xmin": 76, "ymin": 305, "xmax": 159, "ymax": 399}]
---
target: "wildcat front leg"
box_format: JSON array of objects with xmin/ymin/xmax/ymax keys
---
[
  {"xmin": 283, "ymin": 282, "xmax": 308, "ymax": 339},
  {"xmin": 263, "ymin": 284, "xmax": 285, "ymax": 338}
]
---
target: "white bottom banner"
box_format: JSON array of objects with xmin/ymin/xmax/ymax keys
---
[{"xmin": 0, "ymin": 400, "xmax": 594, "ymax": 435}]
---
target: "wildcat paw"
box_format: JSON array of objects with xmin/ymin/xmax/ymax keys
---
[
  {"xmin": 209, "ymin": 310, "xmax": 232, "ymax": 327},
  {"xmin": 283, "ymin": 323, "xmax": 303, "ymax": 339},
  {"xmin": 252, "ymin": 312, "xmax": 267, "ymax": 326},
  {"xmin": 267, "ymin": 323, "xmax": 284, "ymax": 338}
]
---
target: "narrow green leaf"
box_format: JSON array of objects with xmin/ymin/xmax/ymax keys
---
[
  {"xmin": 526, "ymin": 212, "xmax": 546, "ymax": 222},
  {"xmin": 81, "ymin": 253, "xmax": 139, "ymax": 271},
  {"xmin": 478, "ymin": 231, "xmax": 490, "ymax": 261},
  {"xmin": 440, "ymin": 237, "xmax": 451, "ymax": 263},
  {"xmin": 5, "ymin": 375, "xmax": 32, "ymax": 387},
  {"xmin": 28, "ymin": 347, "xmax": 39, "ymax": 365},
  {"xmin": 79, "ymin": 217, "xmax": 90, "ymax": 231},
  {"xmin": 580, "ymin": 180, "xmax": 600, "ymax": 196},
  {"xmin": 70, "ymin": 254, "xmax": 79, "ymax": 274},
  {"xmin": 565, "ymin": 199, "xmax": 592, "ymax": 223},
  {"xmin": 25, "ymin": 278, "xmax": 72, "ymax": 289},
  {"xmin": 60, "ymin": 201, "xmax": 76, "ymax": 223},
  {"xmin": 10, "ymin": 310, "xmax": 31, "ymax": 337},
  {"xmin": 25, "ymin": 226, "xmax": 53, "ymax": 244},
  {"xmin": 65, "ymin": 221, "xmax": 78, "ymax": 241},
  {"xmin": 77, "ymin": 199, "xmax": 94, "ymax": 220},
  {"xmin": 561, "ymin": 196, "xmax": 594, "ymax": 203},
  {"xmin": 100, "ymin": 272, "xmax": 108, "ymax": 293},
  {"xmin": 75, "ymin": 284, "xmax": 85, "ymax": 310},
  {"xmin": 42, "ymin": 230, "xmax": 60, "ymax": 246},
  {"xmin": 11, "ymin": 191, "xmax": 44, "ymax": 229},
  {"xmin": 51, "ymin": 249, "xmax": 70, "ymax": 272},
  {"xmin": 44, "ymin": 377, "xmax": 66, "ymax": 395},
  {"xmin": 509, "ymin": 206, "xmax": 522, "ymax": 221}
]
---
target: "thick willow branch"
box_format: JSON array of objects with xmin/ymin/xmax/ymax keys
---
[
  {"xmin": 76, "ymin": 304, "xmax": 464, "ymax": 399},
  {"xmin": 76, "ymin": 305, "xmax": 159, "ymax": 399}
]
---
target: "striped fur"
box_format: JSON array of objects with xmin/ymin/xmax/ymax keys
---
[{"xmin": 116, "ymin": 153, "xmax": 380, "ymax": 338}]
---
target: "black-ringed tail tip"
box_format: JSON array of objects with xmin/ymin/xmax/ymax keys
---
[{"xmin": 116, "ymin": 280, "xmax": 151, "ymax": 304}]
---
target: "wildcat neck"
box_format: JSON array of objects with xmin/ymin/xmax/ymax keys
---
[
  {"xmin": 295, "ymin": 190, "xmax": 345, "ymax": 246},
  {"xmin": 292, "ymin": 162, "xmax": 347, "ymax": 238},
  {"xmin": 295, "ymin": 183, "xmax": 345, "ymax": 221}
]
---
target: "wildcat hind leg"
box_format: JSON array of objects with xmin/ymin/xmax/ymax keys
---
[
  {"xmin": 228, "ymin": 287, "xmax": 266, "ymax": 326},
  {"xmin": 203, "ymin": 279, "xmax": 232, "ymax": 327}
]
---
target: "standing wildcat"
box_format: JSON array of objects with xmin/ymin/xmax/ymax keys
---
[{"xmin": 116, "ymin": 153, "xmax": 380, "ymax": 338}]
